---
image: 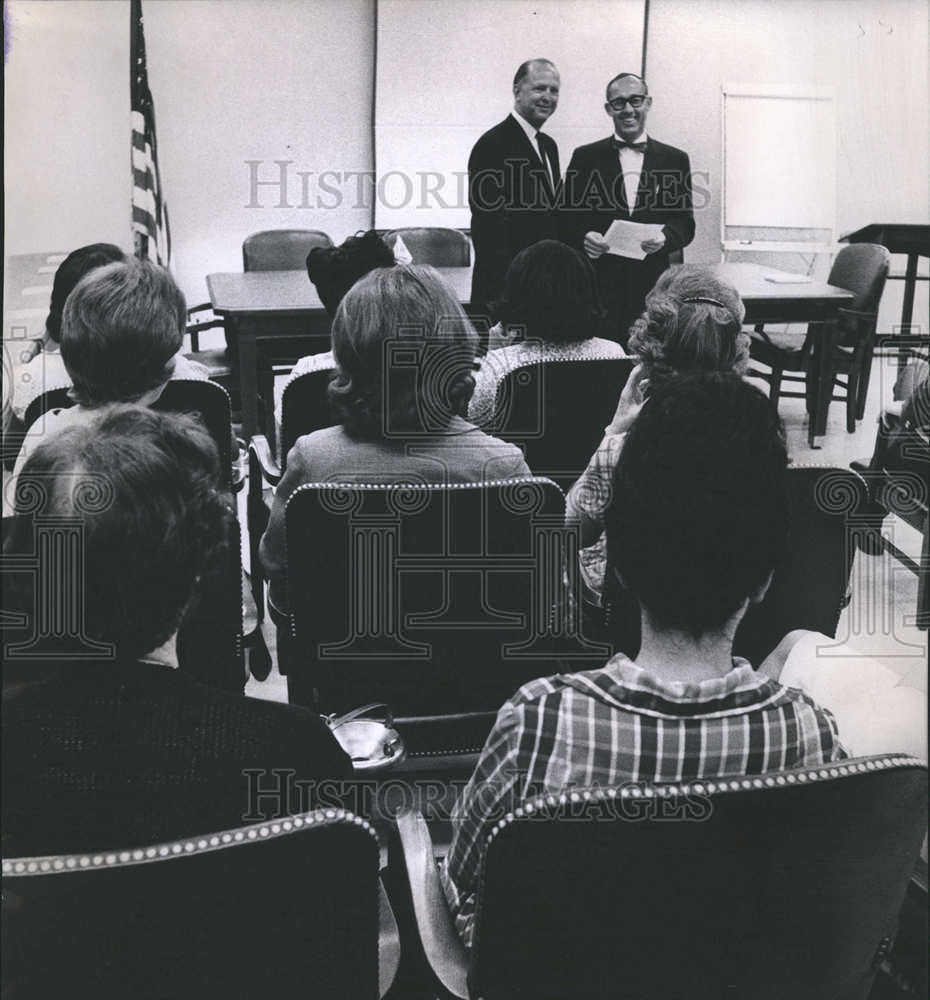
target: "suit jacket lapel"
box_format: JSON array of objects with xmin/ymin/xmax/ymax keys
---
[
  {"xmin": 599, "ymin": 138, "xmax": 628, "ymax": 216},
  {"xmin": 632, "ymin": 138, "xmax": 658, "ymax": 216}
]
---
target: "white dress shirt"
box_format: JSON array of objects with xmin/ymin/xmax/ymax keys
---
[
  {"xmin": 510, "ymin": 111, "xmax": 554, "ymax": 188},
  {"xmin": 615, "ymin": 130, "xmax": 649, "ymax": 215}
]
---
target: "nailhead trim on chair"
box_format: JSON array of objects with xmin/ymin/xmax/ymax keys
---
[
  {"xmin": 288, "ymin": 476, "xmax": 563, "ymax": 498},
  {"xmin": 2, "ymin": 808, "xmax": 376, "ymax": 877},
  {"xmin": 483, "ymin": 754, "xmax": 926, "ymax": 846}
]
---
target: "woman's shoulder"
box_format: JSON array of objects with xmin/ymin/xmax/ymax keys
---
[{"xmin": 585, "ymin": 337, "xmax": 627, "ymax": 358}]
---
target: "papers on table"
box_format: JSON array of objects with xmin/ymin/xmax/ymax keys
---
[
  {"xmin": 603, "ymin": 220, "xmax": 665, "ymax": 260},
  {"xmin": 763, "ymin": 273, "xmax": 813, "ymax": 284}
]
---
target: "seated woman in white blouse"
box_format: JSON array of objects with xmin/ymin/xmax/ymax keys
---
[{"xmin": 467, "ymin": 239, "xmax": 626, "ymax": 430}]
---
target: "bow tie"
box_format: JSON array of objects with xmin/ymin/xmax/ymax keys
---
[{"xmin": 613, "ymin": 137, "xmax": 647, "ymax": 154}]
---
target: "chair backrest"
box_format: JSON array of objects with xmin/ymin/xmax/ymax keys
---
[
  {"xmin": 470, "ymin": 755, "xmax": 928, "ymax": 1000},
  {"xmin": 154, "ymin": 379, "xmax": 234, "ymax": 488},
  {"xmin": 494, "ymin": 357, "xmax": 634, "ymax": 492},
  {"xmin": 242, "ymin": 229, "xmax": 333, "ymax": 271},
  {"xmin": 18, "ymin": 380, "xmax": 234, "ymax": 489},
  {"xmin": 605, "ymin": 466, "xmax": 866, "ymax": 665},
  {"xmin": 283, "ymin": 479, "xmax": 608, "ymax": 720},
  {"xmin": 280, "ymin": 367, "xmax": 338, "ymax": 467},
  {"xmin": 828, "ymin": 243, "xmax": 891, "ymax": 313},
  {"xmin": 383, "ymin": 227, "xmax": 471, "ymax": 266},
  {"xmin": 176, "ymin": 507, "xmax": 245, "ymax": 692},
  {"xmin": 2, "ymin": 809, "xmax": 382, "ymax": 1000},
  {"xmin": 22, "ymin": 385, "xmax": 72, "ymax": 431}
]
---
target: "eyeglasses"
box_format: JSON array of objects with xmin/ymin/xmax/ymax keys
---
[{"xmin": 607, "ymin": 95, "xmax": 647, "ymax": 110}]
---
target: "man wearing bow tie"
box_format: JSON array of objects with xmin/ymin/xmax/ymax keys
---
[
  {"xmin": 468, "ymin": 59, "xmax": 562, "ymax": 332},
  {"xmin": 562, "ymin": 73, "xmax": 695, "ymax": 346}
]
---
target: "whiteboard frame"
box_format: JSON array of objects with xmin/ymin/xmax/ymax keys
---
[{"xmin": 721, "ymin": 83, "xmax": 838, "ymax": 260}]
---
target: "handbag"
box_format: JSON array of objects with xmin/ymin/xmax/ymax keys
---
[{"xmin": 324, "ymin": 703, "xmax": 406, "ymax": 772}]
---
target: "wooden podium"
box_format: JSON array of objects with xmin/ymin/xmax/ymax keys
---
[{"xmin": 840, "ymin": 224, "xmax": 929, "ymax": 336}]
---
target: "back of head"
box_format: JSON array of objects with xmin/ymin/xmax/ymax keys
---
[
  {"xmin": 629, "ymin": 265, "xmax": 749, "ymax": 388},
  {"xmin": 606, "ymin": 373, "xmax": 789, "ymax": 636},
  {"xmin": 493, "ymin": 239, "xmax": 602, "ymax": 344},
  {"xmin": 60, "ymin": 258, "xmax": 186, "ymax": 405},
  {"xmin": 12, "ymin": 405, "xmax": 229, "ymax": 661},
  {"xmin": 328, "ymin": 264, "xmax": 478, "ymax": 438},
  {"xmin": 306, "ymin": 230, "xmax": 395, "ymax": 316},
  {"xmin": 46, "ymin": 243, "xmax": 125, "ymax": 344}
]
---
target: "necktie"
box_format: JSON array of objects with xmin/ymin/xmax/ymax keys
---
[
  {"xmin": 612, "ymin": 137, "xmax": 648, "ymax": 154},
  {"xmin": 535, "ymin": 132, "xmax": 553, "ymax": 187}
]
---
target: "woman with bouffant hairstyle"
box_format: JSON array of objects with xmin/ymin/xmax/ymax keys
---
[
  {"xmin": 566, "ymin": 265, "xmax": 751, "ymax": 603},
  {"xmin": 260, "ymin": 265, "xmax": 529, "ymax": 605},
  {"xmin": 626, "ymin": 265, "xmax": 749, "ymax": 386}
]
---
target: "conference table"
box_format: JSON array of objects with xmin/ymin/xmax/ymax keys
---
[{"xmin": 207, "ymin": 262, "xmax": 854, "ymax": 444}]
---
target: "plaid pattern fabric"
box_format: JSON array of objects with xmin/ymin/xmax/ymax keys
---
[{"xmin": 440, "ymin": 652, "xmax": 847, "ymax": 947}]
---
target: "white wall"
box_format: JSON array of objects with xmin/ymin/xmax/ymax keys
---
[
  {"xmin": 647, "ymin": 0, "xmax": 929, "ymax": 331},
  {"xmin": 5, "ymin": 0, "xmax": 928, "ymax": 327},
  {"xmin": 5, "ymin": 1, "xmax": 131, "ymax": 257},
  {"xmin": 4, "ymin": 0, "xmax": 374, "ymax": 303},
  {"xmin": 375, "ymin": 0, "xmax": 645, "ymax": 228}
]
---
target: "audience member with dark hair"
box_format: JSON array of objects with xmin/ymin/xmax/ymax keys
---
[
  {"xmin": 9, "ymin": 243, "xmax": 125, "ymax": 422},
  {"xmin": 467, "ymin": 239, "xmax": 626, "ymax": 428},
  {"xmin": 565, "ymin": 264, "xmax": 750, "ymax": 601},
  {"xmin": 8, "ymin": 257, "xmax": 209, "ymax": 508},
  {"xmin": 2, "ymin": 406, "xmax": 351, "ymax": 857},
  {"xmin": 441, "ymin": 374, "xmax": 847, "ymax": 948},
  {"xmin": 260, "ymin": 264, "xmax": 530, "ymax": 604},
  {"xmin": 275, "ymin": 231, "xmax": 397, "ymax": 432},
  {"xmin": 307, "ymin": 230, "xmax": 397, "ymax": 317}
]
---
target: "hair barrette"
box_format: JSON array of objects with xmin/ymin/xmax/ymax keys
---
[{"xmin": 682, "ymin": 296, "xmax": 726, "ymax": 308}]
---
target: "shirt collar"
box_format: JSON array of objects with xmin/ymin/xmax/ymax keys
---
[
  {"xmin": 511, "ymin": 110, "xmax": 544, "ymax": 146},
  {"xmin": 558, "ymin": 650, "xmax": 784, "ymax": 719}
]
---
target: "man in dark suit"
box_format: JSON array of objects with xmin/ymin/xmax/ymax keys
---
[
  {"xmin": 562, "ymin": 72, "xmax": 695, "ymax": 346},
  {"xmin": 468, "ymin": 59, "xmax": 562, "ymax": 327}
]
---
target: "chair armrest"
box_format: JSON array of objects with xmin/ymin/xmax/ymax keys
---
[
  {"xmin": 378, "ymin": 880, "xmax": 401, "ymax": 998},
  {"xmin": 395, "ymin": 809, "xmax": 470, "ymax": 999},
  {"xmin": 248, "ymin": 435, "xmax": 281, "ymax": 486}
]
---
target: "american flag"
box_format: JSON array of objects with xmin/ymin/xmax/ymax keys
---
[{"xmin": 131, "ymin": 0, "xmax": 170, "ymax": 265}]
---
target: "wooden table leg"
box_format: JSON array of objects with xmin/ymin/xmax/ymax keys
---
[{"xmin": 238, "ymin": 318, "xmax": 259, "ymax": 440}]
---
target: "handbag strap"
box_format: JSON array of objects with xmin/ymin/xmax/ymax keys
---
[{"xmin": 326, "ymin": 702, "xmax": 395, "ymax": 730}]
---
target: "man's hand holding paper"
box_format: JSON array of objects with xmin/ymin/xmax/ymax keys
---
[{"xmin": 602, "ymin": 220, "xmax": 666, "ymax": 260}]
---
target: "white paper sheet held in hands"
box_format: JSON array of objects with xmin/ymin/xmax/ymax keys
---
[{"xmin": 603, "ymin": 220, "xmax": 665, "ymax": 260}]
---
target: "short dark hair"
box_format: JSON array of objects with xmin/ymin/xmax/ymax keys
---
[
  {"xmin": 605, "ymin": 72, "xmax": 648, "ymax": 98},
  {"xmin": 60, "ymin": 258, "xmax": 186, "ymax": 405},
  {"xmin": 46, "ymin": 243, "xmax": 125, "ymax": 343},
  {"xmin": 13, "ymin": 405, "xmax": 230, "ymax": 660},
  {"xmin": 492, "ymin": 239, "xmax": 603, "ymax": 344},
  {"xmin": 606, "ymin": 373, "xmax": 789, "ymax": 636},
  {"xmin": 513, "ymin": 58, "xmax": 557, "ymax": 88},
  {"xmin": 328, "ymin": 265, "xmax": 478, "ymax": 439},
  {"xmin": 306, "ymin": 230, "xmax": 395, "ymax": 316}
]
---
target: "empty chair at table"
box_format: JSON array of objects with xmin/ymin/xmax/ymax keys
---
[{"xmin": 749, "ymin": 242, "xmax": 890, "ymax": 433}]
